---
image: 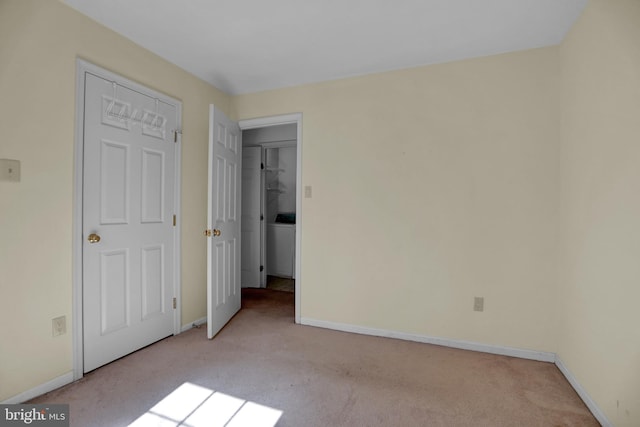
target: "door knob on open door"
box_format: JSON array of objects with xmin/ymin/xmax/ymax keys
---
[
  {"xmin": 213, "ymin": 229, "xmax": 221, "ymax": 237},
  {"xmin": 88, "ymin": 233, "xmax": 101, "ymax": 243}
]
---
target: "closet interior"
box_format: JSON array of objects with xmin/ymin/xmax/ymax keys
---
[{"xmin": 241, "ymin": 124, "xmax": 297, "ymax": 288}]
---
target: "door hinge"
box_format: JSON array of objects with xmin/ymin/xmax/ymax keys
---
[
  {"xmin": 173, "ymin": 214, "xmax": 176, "ymax": 226},
  {"xmin": 173, "ymin": 129, "xmax": 182, "ymax": 143},
  {"xmin": 260, "ymin": 265, "xmax": 264, "ymax": 272},
  {"xmin": 261, "ymin": 163, "xmax": 264, "ymax": 170},
  {"xmin": 260, "ymin": 214, "xmax": 264, "ymax": 221},
  {"xmin": 172, "ymin": 297, "xmax": 177, "ymax": 309}
]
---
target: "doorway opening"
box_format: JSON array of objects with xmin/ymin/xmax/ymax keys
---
[{"xmin": 238, "ymin": 114, "xmax": 302, "ymax": 323}]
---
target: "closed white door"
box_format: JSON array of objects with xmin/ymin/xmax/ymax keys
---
[
  {"xmin": 207, "ymin": 105, "xmax": 242, "ymax": 339},
  {"xmin": 82, "ymin": 72, "xmax": 178, "ymax": 372},
  {"xmin": 241, "ymin": 146, "xmax": 262, "ymax": 288}
]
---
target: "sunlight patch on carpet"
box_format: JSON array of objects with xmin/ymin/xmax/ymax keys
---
[{"xmin": 128, "ymin": 382, "xmax": 282, "ymax": 427}]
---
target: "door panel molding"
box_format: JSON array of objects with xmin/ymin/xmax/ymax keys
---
[{"xmin": 73, "ymin": 59, "xmax": 182, "ymax": 380}]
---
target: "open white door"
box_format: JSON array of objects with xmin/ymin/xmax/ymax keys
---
[
  {"xmin": 207, "ymin": 105, "xmax": 242, "ymax": 339},
  {"xmin": 241, "ymin": 146, "xmax": 262, "ymax": 288}
]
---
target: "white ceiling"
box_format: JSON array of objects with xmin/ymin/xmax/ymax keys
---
[{"xmin": 63, "ymin": 0, "xmax": 588, "ymax": 95}]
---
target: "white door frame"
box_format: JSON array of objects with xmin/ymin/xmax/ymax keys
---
[
  {"xmin": 238, "ymin": 114, "xmax": 302, "ymax": 324},
  {"xmin": 72, "ymin": 59, "xmax": 182, "ymax": 380}
]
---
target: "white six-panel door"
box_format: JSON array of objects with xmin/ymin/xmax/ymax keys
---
[
  {"xmin": 82, "ymin": 72, "xmax": 178, "ymax": 372},
  {"xmin": 207, "ymin": 105, "xmax": 242, "ymax": 339}
]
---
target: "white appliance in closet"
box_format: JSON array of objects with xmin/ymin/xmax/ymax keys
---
[{"xmin": 267, "ymin": 223, "xmax": 295, "ymax": 278}]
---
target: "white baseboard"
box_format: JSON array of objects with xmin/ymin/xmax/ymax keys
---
[
  {"xmin": 555, "ymin": 356, "xmax": 610, "ymax": 427},
  {"xmin": 300, "ymin": 317, "xmax": 556, "ymax": 362},
  {"xmin": 2, "ymin": 372, "xmax": 74, "ymax": 404},
  {"xmin": 1, "ymin": 320, "xmax": 608, "ymax": 427},
  {"xmin": 180, "ymin": 316, "xmax": 207, "ymax": 333},
  {"xmin": 3, "ymin": 318, "xmax": 203, "ymax": 404},
  {"xmin": 301, "ymin": 317, "xmax": 613, "ymax": 425}
]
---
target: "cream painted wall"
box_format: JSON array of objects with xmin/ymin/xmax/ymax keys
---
[
  {"xmin": 559, "ymin": 0, "xmax": 640, "ymax": 425},
  {"xmin": 232, "ymin": 47, "xmax": 561, "ymax": 353},
  {"xmin": 0, "ymin": 0, "xmax": 229, "ymax": 401}
]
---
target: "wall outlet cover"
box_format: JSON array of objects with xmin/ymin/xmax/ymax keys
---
[
  {"xmin": 52, "ymin": 316, "xmax": 66, "ymax": 336},
  {"xmin": 0, "ymin": 159, "xmax": 20, "ymax": 182}
]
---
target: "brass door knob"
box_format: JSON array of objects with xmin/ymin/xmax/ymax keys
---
[
  {"xmin": 88, "ymin": 233, "xmax": 101, "ymax": 243},
  {"xmin": 204, "ymin": 229, "xmax": 221, "ymax": 237}
]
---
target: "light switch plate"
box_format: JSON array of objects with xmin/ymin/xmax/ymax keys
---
[
  {"xmin": 304, "ymin": 185, "xmax": 312, "ymax": 198},
  {"xmin": 0, "ymin": 159, "xmax": 20, "ymax": 182}
]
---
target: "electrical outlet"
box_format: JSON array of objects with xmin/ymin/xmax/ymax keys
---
[
  {"xmin": 0, "ymin": 159, "xmax": 20, "ymax": 182},
  {"xmin": 474, "ymin": 297, "xmax": 484, "ymax": 312},
  {"xmin": 52, "ymin": 316, "xmax": 66, "ymax": 336}
]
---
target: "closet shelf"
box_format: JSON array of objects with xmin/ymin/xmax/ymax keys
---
[
  {"xmin": 265, "ymin": 167, "xmax": 285, "ymax": 172},
  {"xmin": 266, "ymin": 187, "xmax": 285, "ymax": 193}
]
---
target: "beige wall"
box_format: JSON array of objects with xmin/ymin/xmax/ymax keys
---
[
  {"xmin": 559, "ymin": 0, "xmax": 640, "ymax": 425},
  {"xmin": 232, "ymin": 47, "xmax": 561, "ymax": 352},
  {"xmin": 0, "ymin": 0, "xmax": 229, "ymax": 401}
]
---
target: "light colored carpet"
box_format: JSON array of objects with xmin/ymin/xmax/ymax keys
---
[
  {"xmin": 266, "ymin": 275, "xmax": 294, "ymax": 293},
  {"xmin": 31, "ymin": 289, "xmax": 598, "ymax": 426}
]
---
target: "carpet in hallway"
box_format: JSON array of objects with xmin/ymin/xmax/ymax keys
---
[{"xmin": 265, "ymin": 275, "xmax": 294, "ymax": 293}]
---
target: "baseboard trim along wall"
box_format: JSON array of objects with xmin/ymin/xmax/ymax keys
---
[
  {"xmin": 301, "ymin": 317, "xmax": 556, "ymax": 362},
  {"xmin": 4, "ymin": 318, "xmax": 609, "ymax": 427},
  {"xmin": 180, "ymin": 316, "xmax": 207, "ymax": 333},
  {"xmin": 2, "ymin": 372, "xmax": 74, "ymax": 404},
  {"xmin": 4, "ymin": 318, "xmax": 206, "ymax": 403},
  {"xmin": 555, "ymin": 356, "xmax": 611, "ymax": 427},
  {"xmin": 301, "ymin": 317, "xmax": 612, "ymax": 425}
]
